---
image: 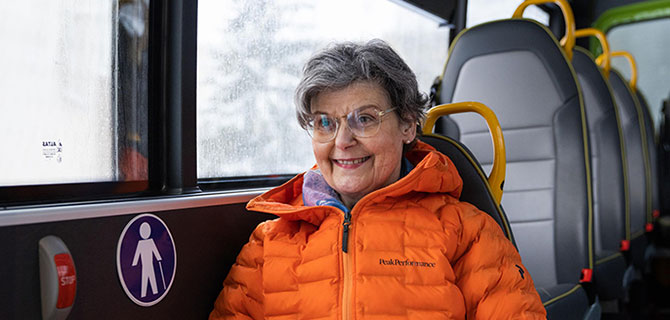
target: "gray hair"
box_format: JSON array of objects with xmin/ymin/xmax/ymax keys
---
[{"xmin": 295, "ymin": 39, "xmax": 428, "ymax": 133}]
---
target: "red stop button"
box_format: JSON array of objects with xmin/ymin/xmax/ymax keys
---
[{"xmin": 54, "ymin": 253, "xmax": 76, "ymax": 309}]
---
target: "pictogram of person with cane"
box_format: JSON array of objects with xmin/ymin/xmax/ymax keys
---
[{"xmin": 131, "ymin": 222, "xmax": 166, "ymax": 297}]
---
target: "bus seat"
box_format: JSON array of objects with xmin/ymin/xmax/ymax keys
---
[
  {"xmin": 661, "ymin": 93, "xmax": 670, "ymax": 216},
  {"xmin": 635, "ymin": 91, "xmax": 660, "ymax": 225},
  {"xmin": 608, "ymin": 68, "xmax": 650, "ymax": 272},
  {"xmin": 572, "ymin": 45, "xmax": 628, "ymax": 302},
  {"xmin": 420, "ymin": 134, "xmax": 516, "ymax": 245},
  {"xmin": 433, "ymin": 113, "xmax": 460, "ymax": 142},
  {"xmin": 635, "ymin": 91, "xmax": 661, "ymax": 282},
  {"xmin": 434, "ymin": 12, "xmax": 597, "ymax": 320},
  {"xmin": 422, "ymin": 102, "xmax": 515, "ymax": 245}
]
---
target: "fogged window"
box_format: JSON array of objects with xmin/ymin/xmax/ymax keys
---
[
  {"xmin": 0, "ymin": 0, "xmax": 149, "ymax": 186},
  {"xmin": 608, "ymin": 18, "xmax": 670, "ymax": 128},
  {"xmin": 197, "ymin": 0, "xmax": 449, "ymax": 179},
  {"xmin": 467, "ymin": 0, "xmax": 549, "ymax": 27}
]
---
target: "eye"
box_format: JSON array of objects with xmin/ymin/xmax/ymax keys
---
[
  {"xmin": 354, "ymin": 111, "xmax": 378, "ymax": 127},
  {"xmin": 315, "ymin": 115, "xmax": 336, "ymax": 132}
]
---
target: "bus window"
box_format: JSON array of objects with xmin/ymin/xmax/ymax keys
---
[
  {"xmin": 0, "ymin": 1, "xmax": 149, "ymax": 187},
  {"xmin": 467, "ymin": 0, "xmax": 549, "ymax": 27},
  {"xmin": 196, "ymin": 0, "xmax": 449, "ymax": 180},
  {"xmin": 607, "ymin": 18, "xmax": 670, "ymax": 128}
]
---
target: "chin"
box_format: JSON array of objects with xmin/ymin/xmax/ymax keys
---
[
  {"xmin": 333, "ymin": 180, "xmax": 368, "ymax": 196},
  {"xmin": 335, "ymin": 184, "xmax": 365, "ymax": 195}
]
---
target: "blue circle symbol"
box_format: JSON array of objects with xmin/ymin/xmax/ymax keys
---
[{"xmin": 116, "ymin": 214, "xmax": 176, "ymax": 306}]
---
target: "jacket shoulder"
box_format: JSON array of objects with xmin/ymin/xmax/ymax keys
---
[{"xmin": 252, "ymin": 216, "xmax": 320, "ymax": 245}]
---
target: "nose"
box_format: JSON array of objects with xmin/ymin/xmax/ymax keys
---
[{"xmin": 333, "ymin": 119, "xmax": 356, "ymax": 149}]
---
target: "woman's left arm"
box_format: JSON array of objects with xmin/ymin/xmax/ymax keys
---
[{"xmin": 449, "ymin": 202, "xmax": 547, "ymax": 320}]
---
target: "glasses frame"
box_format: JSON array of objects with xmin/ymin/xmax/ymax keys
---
[{"xmin": 307, "ymin": 106, "xmax": 397, "ymax": 142}]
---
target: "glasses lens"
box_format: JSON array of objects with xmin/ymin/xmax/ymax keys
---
[
  {"xmin": 347, "ymin": 106, "xmax": 382, "ymax": 137},
  {"xmin": 309, "ymin": 114, "xmax": 338, "ymax": 142}
]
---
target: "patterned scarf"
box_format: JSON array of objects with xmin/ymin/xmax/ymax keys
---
[{"xmin": 302, "ymin": 158, "xmax": 414, "ymax": 212}]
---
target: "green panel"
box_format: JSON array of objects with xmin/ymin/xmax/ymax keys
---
[{"xmin": 590, "ymin": 0, "xmax": 670, "ymax": 55}]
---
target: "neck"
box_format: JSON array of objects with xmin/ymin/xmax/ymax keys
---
[
  {"xmin": 340, "ymin": 194, "xmax": 360, "ymax": 210},
  {"xmin": 339, "ymin": 168, "xmax": 403, "ymax": 210}
]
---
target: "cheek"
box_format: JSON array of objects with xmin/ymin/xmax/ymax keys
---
[
  {"xmin": 371, "ymin": 140, "xmax": 404, "ymax": 172},
  {"xmin": 312, "ymin": 141, "xmax": 330, "ymax": 163}
]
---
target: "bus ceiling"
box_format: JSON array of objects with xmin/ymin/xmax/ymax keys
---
[
  {"xmin": 395, "ymin": 0, "xmax": 462, "ymax": 41},
  {"xmin": 398, "ymin": 0, "xmax": 457, "ymax": 24},
  {"xmin": 395, "ymin": 0, "xmax": 659, "ymax": 45}
]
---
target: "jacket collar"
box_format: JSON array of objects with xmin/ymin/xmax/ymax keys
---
[{"xmin": 246, "ymin": 140, "xmax": 463, "ymax": 225}]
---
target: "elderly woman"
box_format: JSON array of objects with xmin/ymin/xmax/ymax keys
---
[{"xmin": 210, "ymin": 40, "xmax": 545, "ymax": 319}]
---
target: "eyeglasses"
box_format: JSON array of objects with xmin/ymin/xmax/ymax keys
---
[{"xmin": 306, "ymin": 105, "xmax": 396, "ymax": 142}]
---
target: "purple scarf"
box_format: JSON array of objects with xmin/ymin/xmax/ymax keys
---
[{"xmin": 302, "ymin": 158, "xmax": 414, "ymax": 213}]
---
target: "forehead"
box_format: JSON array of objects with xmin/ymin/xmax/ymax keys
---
[{"xmin": 310, "ymin": 81, "xmax": 390, "ymax": 114}]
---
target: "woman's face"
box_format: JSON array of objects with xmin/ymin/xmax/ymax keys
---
[{"xmin": 310, "ymin": 81, "xmax": 416, "ymax": 208}]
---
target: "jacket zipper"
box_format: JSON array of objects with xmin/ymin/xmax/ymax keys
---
[
  {"xmin": 342, "ymin": 211, "xmax": 351, "ymax": 253},
  {"xmin": 342, "ymin": 210, "xmax": 352, "ymax": 320}
]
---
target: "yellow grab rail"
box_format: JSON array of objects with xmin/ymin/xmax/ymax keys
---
[
  {"xmin": 423, "ymin": 102, "xmax": 506, "ymax": 204},
  {"xmin": 610, "ymin": 51, "xmax": 638, "ymax": 92},
  {"xmin": 513, "ymin": 0, "xmax": 576, "ymax": 60},
  {"xmin": 575, "ymin": 28, "xmax": 611, "ymax": 78}
]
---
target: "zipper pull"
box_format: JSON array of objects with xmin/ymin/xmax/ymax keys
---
[{"xmin": 342, "ymin": 211, "xmax": 351, "ymax": 253}]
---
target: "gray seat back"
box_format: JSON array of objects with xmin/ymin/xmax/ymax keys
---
[
  {"xmin": 636, "ymin": 92, "xmax": 660, "ymax": 221},
  {"xmin": 421, "ymin": 134, "xmax": 516, "ymax": 246},
  {"xmin": 608, "ymin": 69, "xmax": 649, "ymax": 267},
  {"xmin": 437, "ymin": 19, "xmax": 594, "ymax": 289},
  {"xmin": 573, "ymin": 48, "xmax": 627, "ymax": 255},
  {"xmin": 572, "ymin": 47, "xmax": 628, "ymax": 300}
]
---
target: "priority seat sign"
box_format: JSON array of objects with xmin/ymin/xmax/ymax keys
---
[{"xmin": 116, "ymin": 213, "xmax": 176, "ymax": 306}]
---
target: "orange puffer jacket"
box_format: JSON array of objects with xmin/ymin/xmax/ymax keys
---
[{"xmin": 210, "ymin": 141, "xmax": 546, "ymax": 319}]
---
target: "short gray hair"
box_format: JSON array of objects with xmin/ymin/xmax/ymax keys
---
[{"xmin": 295, "ymin": 39, "xmax": 428, "ymax": 132}]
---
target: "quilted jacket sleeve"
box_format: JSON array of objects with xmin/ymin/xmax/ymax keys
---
[
  {"xmin": 210, "ymin": 222, "xmax": 267, "ymax": 320},
  {"xmin": 450, "ymin": 202, "xmax": 547, "ymax": 319}
]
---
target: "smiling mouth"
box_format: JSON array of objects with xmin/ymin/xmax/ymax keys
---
[{"xmin": 333, "ymin": 156, "xmax": 371, "ymax": 166}]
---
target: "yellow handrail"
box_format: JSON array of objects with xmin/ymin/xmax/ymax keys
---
[
  {"xmin": 611, "ymin": 51, "xmax": 638, "ymax": 92},
  {"xmin": 513, "ymin": 0, "xmax": 576, "ymax": 60},
  {"xmin": 423, "ymin": 102, "xmax": 506, "ymax": 204},
  {"xmin": 575, "ymin": 28, "xmax": 611, "ymax": 78}
]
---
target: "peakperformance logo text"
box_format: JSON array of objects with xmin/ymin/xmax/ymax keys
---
[{"xmin": 379, "ymin": 258, "xmax": 436, "ymax": 268}]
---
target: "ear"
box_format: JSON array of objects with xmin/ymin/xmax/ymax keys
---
[{"xmin": 400, "ymin": 119, "xmax": 417, "ymax": 143}]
